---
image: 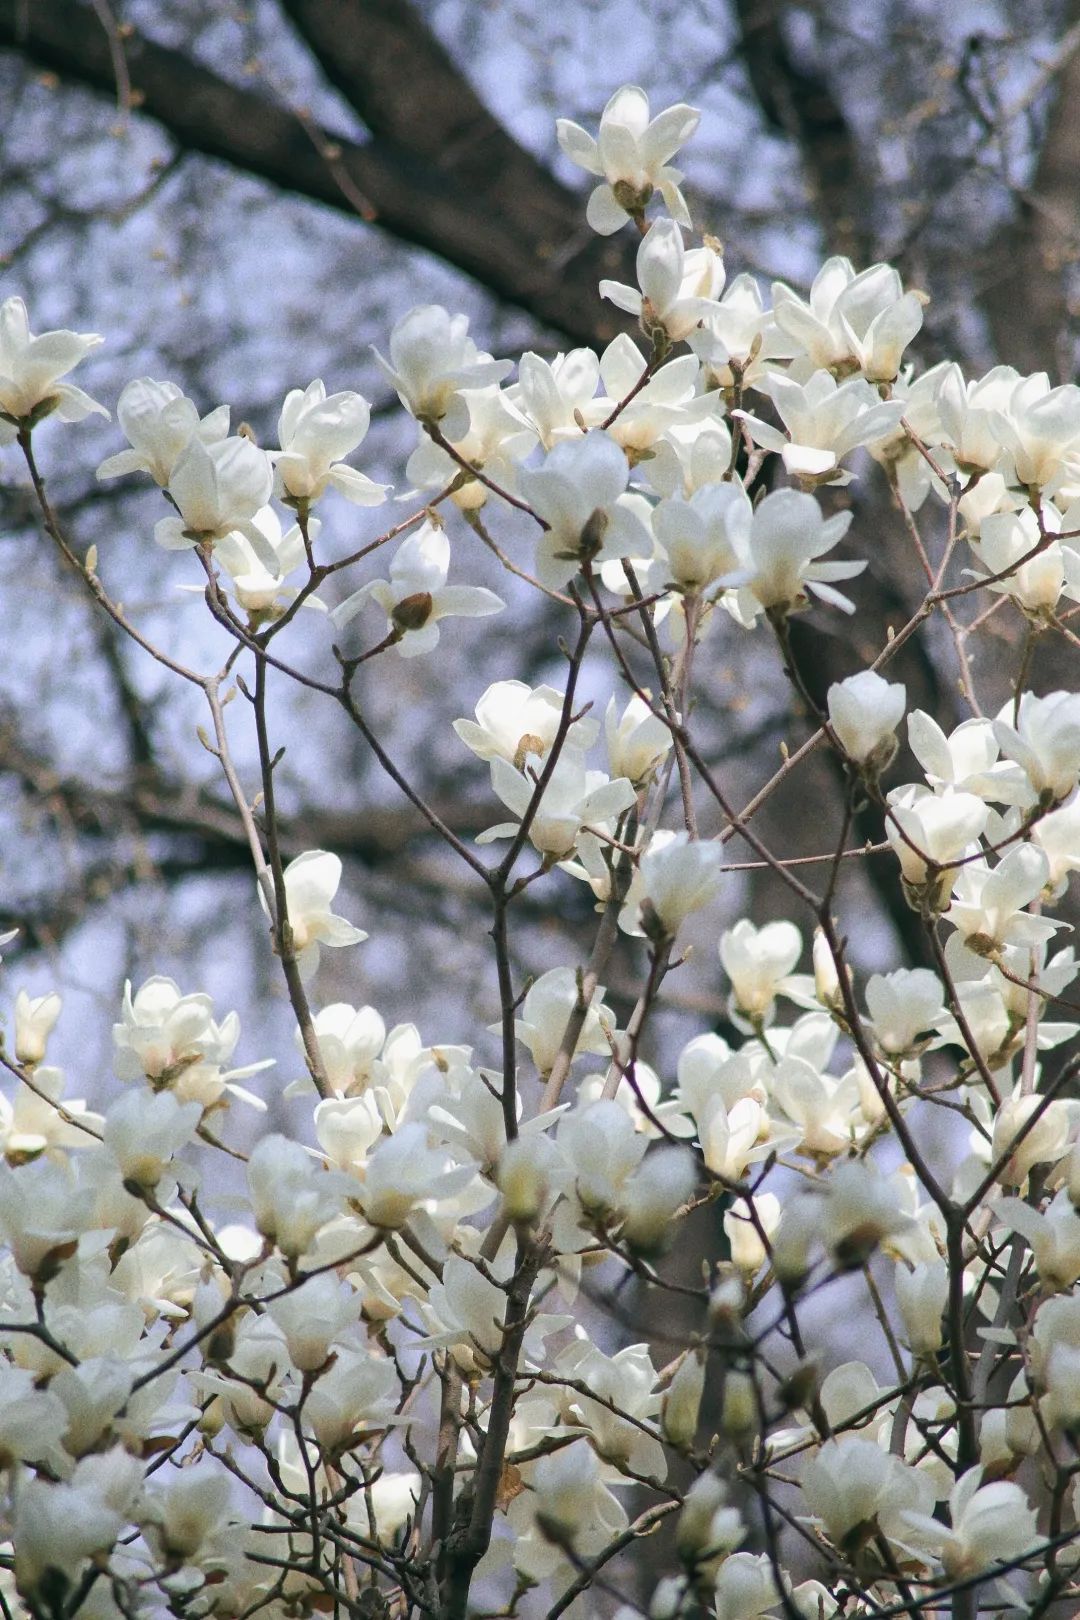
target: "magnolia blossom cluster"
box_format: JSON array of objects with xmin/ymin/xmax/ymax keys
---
[{"xmin": 6, "ymin": 77, "xmax": 1080, "ymax": 1620}]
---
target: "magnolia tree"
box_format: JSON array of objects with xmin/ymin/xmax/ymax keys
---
[{"xmin": 4, "ymin": 79, "xmax": 1080, "ymax": 1620}]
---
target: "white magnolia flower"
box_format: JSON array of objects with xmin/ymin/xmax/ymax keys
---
[
  {"xmin": 103, "ymin": 1090, "xmax": 201, "ymax": 1189},
  {"xmin": 738, "ymin": 370, "xmax": 904, "ymax": 483},
  {"xmin": 815, "ymin": 1158, "xmax": 912, "ymax": 1269},
  {"xmin": 1033, "ymin": 792, "xmax": 1080, "ymax": 894},
  {"xmin": 724, "ymin": 1193, "xmax": 781, "ymax": 1274},
  {"xmin": 713, "ymin": 1553, "xmax": 781, "ymax": 1620},
  {"xmin": 973, "ymin": 504, "xmax": 1079, "ymax": 615},
  {"xmin": 96, "ymin": 377, "xmax": 228, "ymax": 485},
  {"xmin": 0, "ymin": 1065, "xmax": 102, "ymax": 1160},
  {"xmin": 423, "ymin": 1251, "xmax": 515, "ymax": 1372},
  {"xmin": 946, "ymin": 843, "xmax": 1057, "ymax": 959},
  {"xmin": 154, "ymin": 435, "xmax": 275, "ymax": 559},
  {"xmin": 689, "ymin": 271, "xmax": 788, "ymax": 389},
  {"xmin": 301, "ymin": 1003, "xmax": 386, "ymax": 1098},
  {"xmin": 993, "ymin": 689, "xmax": 1080, "ymax": 806},
  {"xmin": 992, "ymin": 372, "xmax": 1080, "ymax": 491},
  {"xmin": 600, "ymin": 219, "xmax": 724, "ymax": 344},
  {"xmin": 676, "ymin": 1473, "xmax": 745, "ymax": 1568},
  {"xmin": 373, "ymin": 304, "xmax": 512, "ymax": 440},
  {"xmin": 266, "ymin": 1272, "xmax": 362, "ymax": 1370},
  {"xmin": 935, "ymin": 362, "xmax": 1022, "ymax": 473},
  {"xmin": 496, "ymin": 1132, "xmax": 564, "ymax": 1223},
  {"xmin": 827, "ymin": 669, "xmax": 906, "ymax": 770},
  {"xmin": 303, "ymin": 1346, "xmax": 400, "ymax": 1451},
  {"xmin": 651, "ymin": 483, "xmax": 743, "ymax": 593},
  {"xmin": 555, "ymin": 84, "xmax": 700, "ymax": 233},
  {"xmin": 345, "ymin": 1471, "xmax": 421, "ymax": 1545},
  {"xmin": 721, "ymin": 486, "xmax": 863, "ymax": 618},
  {"xmin": 359, "ymin": 1121, "xmax": 476, "ymax": 1229},
  {"xmin": 0, "ymin": 1156, "xmax": 95, "ymax": 1277},
  {"xmin": 331, "ymin": 520, "xmax": 503, "ymax": 655},
  {"xmin": 638, "ymin": 831, "xmax": 725, "ymax": 937},
  {"xmin": 512, "ymin": 348, "xmax": 604, "ymax": 448},
  {"xmin": 991, "ymin": 1092, "xmax": 1070, "ymax": 1187},
  {"xmin": 273, "ymin": 378, "xmax": 387, "ymax": 507},
  {"xmin": 13, "ymin": 988, "xmax": 62, "ymax": 1067},
  {"xmin": 0, "ymin": 1361, "xmax": 68, "ymax": 1470},
  {"xmin": 557, "ymin": 1099, "xmax": 650, "ymax": 1230},
  {"xmin": 771, "ymin": 257, "xmax": 926, "ymax": 382},
  {"xmin": 605, "ymin": 692, "xmax": 672, "ymax": 786},
  {"xmin": 959, "ymin": 474, "xmax": 1028, "ymax": 548},
  {"xmin": 143, "ymin": 1472, "xmax": 233, "ymax": 1564},
  {"xmin": 895, "ymin": 1258, "xmax": 949, "ymax": 1354},
  {"xmin": 513, "ymin": 966, "xmax": 615, "ymax": 1075},
  {"xmin": 998, "ymin": 1188, "xmax": 1080, "ymax": 1291},
  {"xmin": 479, "ymin": 747, "xmax": 637, "ymax": 860},
  {"xmin": 556, "ymin": 1334, "xmax": 665, "ymax": 1475},
  {"xmin": 865, "ymin": 968, "xmax": 945, "ymax": 1055},
  {"xmin": 453, "ymin": 678, "xmax": 597, "ymax": 769},
  {"xmin": 259, "ymin": 850, "xmax": 366, "ymax": 981},
  {"xmin": 900, "ymin": 1469, "xmax": 1038, "ymax": 1578},
  {"xmin": 685, "ymin": 1089, "xmax": 768, "ymax": 1180},
  {"xmin": 51, "ymin": 1356, "xmax": 133, "ymax": 1457},
  {"xmin": 597, "ymin": 335, "xmax": 712, "ymax": 460},
  {"xmin": 313, "ymin": 1091, "xmax": 383, "ymax": 1173},
  {"xmin": 720, "ymin": 918, "xmax": 802, "ymax": 1027},
  {"xmin": 0, "ymin": 295, "xmax": 106, "ymax": 436},
  {"xmin": 867, "ymin": 359, "xmax": 950, "ymax": 509},
  {"xmin": 213, "ymin": 505, "xmax": 322, "ymax": 624},
  {"xmin": 516, "ymin": 430, "xmax": 650, "ymax": 591},
  {"xmin": 801, "ymin": 1434, "xmax": 932, "ymax": 1550},
  {"xmin": 906, "ymin": 710, "xmax": 1018, "ymax": 803},
  {"xmin": 195, "ymin": 1318, "xmax": 287, "ymax": 1438},
  {"xmin": 770, "ymin": 1055, "xmax": 864, "ymax": 1158},
  {"xmin": 513, "ymin": 1440, "xmax": 628, "ymax": 1584},
  {"xmin": 248, "ymin": 1133, "xmax": 343, "ymax": 1258},
  {"xmin": 112, "ymin": 975, "xmax": 268, "ymax": 1108},
  {"xmin": 885, "ymin": 785, "xmax": 989, "ymax": 912},
  {"xmin": 620, "ymin": 1147, "xmax": 698, "ymax": 1253},
  {"xmin": 13, "ymin": 1453, "xmax": 139, "ymax": 1596},
  {"xmin": 405, "ymin": 385, "xmax": 535, "ymax": 508}
]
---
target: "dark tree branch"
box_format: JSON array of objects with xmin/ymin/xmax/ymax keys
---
[
  {"xmin": 980, "ymin": 0, "xmax": 1080, "ymax": 376},
  {"xmin": 0, "ymin": 0, "xmax": 634, "ymax": 346},
  {"xmin": 733, "ymin": 0, "xmax": 868, "ymax": 263}
]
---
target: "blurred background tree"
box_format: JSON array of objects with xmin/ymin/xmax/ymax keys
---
[{"xmin": 1, "ymin": 0, "xmax": 1078, "ymax": 1102}]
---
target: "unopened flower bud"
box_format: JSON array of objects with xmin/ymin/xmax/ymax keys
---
[
  {"xmin": 14, "ymin": 991, "xmax": 62, "ymax": 1068},
  {"xmin": 721, "ymin": 1369, "xmax": 758, "ymax": 1439},
  {"xmin": 723, "ymin": 1195, "xmax": 779, "ymax": 1276},
  {"xmin": 708, "ymin": 1267, "xmax": 746, "ymax": 1330},
  {"xmin": 497, "ymin": 1136, "xmax": 550, "ymax": 1224},
  {"xmin": 621, "ymin": 1148, "xmax": 697, "ymax": 1256},
  {"xmin": 649, "ymin": 1574, "xmax": 688, "ymax": 1620},
  {"xmin": 676, "ymin": 1474, "xmax": 745, "ymax": 1568},
  {"xmin": 827, "ymin": 670, "xmax": 906, "ymax": 774},
  {"xmin": 812, "ymin": 929, "xmax": 843, "ymax": 1013},
  {"xmin": 772, "ymin": 1210, "xmax": 813, "ymax": 1287},
  {"xmin": 895, "ymin": 1259, "xmax": 948, "ymax": 1356},
  {"xmin": 1064, "ymin": 1141, "xmax": 1080, "ymax": 1207},
  {"xmin": 662, "ymin": 1351, "xmax": 704, "ymax": 1449},
  {"xmin": 993, "ymin": 1095, "xmax": 1070, "ymax": 1188}
]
